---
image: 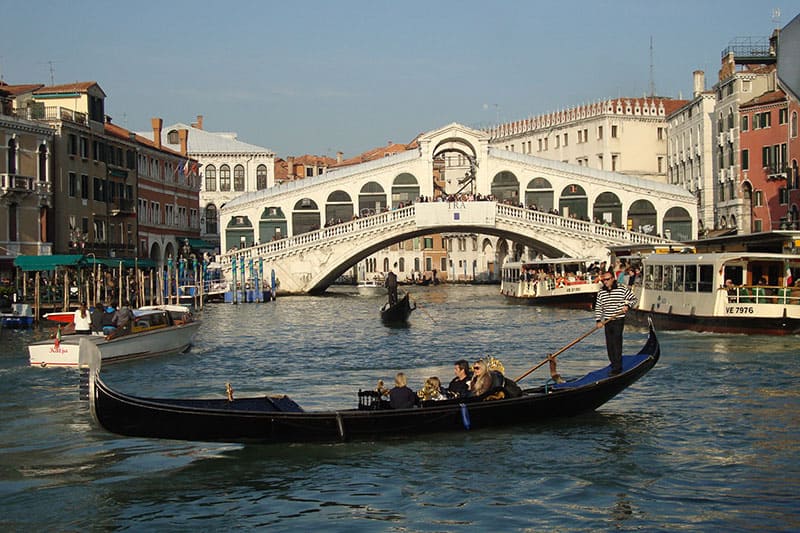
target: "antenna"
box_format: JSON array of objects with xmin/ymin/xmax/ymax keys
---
[
  {"xmin": 772, "ymin": 8, "xmax": 781, "ymax": 29},
  {"xmin": 649, "ymin": 36, "xmax": 656, "ymax": 97},
  {"xmin": 47, "ymin": 60, "xmax": 56, "ymax": 85}
]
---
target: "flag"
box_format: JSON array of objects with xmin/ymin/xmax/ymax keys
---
[
  {"xmin": 177, "ymin": 161, "xmax": 185, "ymax": 177},
  {"xmin": 54, "ymin": 325, "xmax": 62, "ymax": 349}
]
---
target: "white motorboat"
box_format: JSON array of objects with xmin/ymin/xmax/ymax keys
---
[
  {"xmin": 28, "ymin": 305, "xmax": 201, "ymax": 368},
  {"xmin": 357, "ymin": 278, "xmax": 386, "ymax": 296}
]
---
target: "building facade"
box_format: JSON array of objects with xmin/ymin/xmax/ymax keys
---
[
  {"xmin": 0, "ymin": 86, "xmax": 54, "ymax": 278},
  {"xmin": 144, "ymin": 116, "xmax": 275, "ymax": 253},
  {"xmin": 667, "ymin": 71, "xmax": 717, "ymax": 234},
  {"xmin": 485, "ymin": 97, "xmax": 688, "ymax": 183}
]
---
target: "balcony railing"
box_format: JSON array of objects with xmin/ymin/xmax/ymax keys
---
[
  {"xmin": 15, "ymin": 105, "xmax": 88, "ymax": 126},
  {"xmin": 1, "ymin": 173, "xmax": 35, "ymax": 192},
  {"xmin": 109, "ymin": 198, "xmax": 136, "ymax": 216}
]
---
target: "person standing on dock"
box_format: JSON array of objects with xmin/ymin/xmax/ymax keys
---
[{"xmin": 595, "ymin": 271, "xmax": 638, "ymax": 375}]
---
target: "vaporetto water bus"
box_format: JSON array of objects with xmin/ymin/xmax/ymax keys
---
[
  {"xmin": 628, "ymin": 251, "xmax": 800, "ymax": 335},
  {"xmin": 500, "ymin": 258, "xmax": 601, "ymax": 309}
]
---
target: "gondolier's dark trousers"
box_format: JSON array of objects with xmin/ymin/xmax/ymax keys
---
[{"xmin": 604, "ymin": 317, "xmax": 625, "ymax": 373}]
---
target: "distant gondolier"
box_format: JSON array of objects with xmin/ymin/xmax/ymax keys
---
[
  {"xmin": 385, "ymin": 270, "xmax": 398, "ymax": 306},
  {"xmin": 594, "ymin": 271, "xmax": 637, "ymax": 375}
]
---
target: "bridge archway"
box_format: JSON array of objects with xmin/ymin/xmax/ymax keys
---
[
  {"xmin": 628, "ymin": 199, "xmax": 657, "ymax": 234},
  {"xmin": 392, "ymin": 173, "xmax": 420, "ymax": 207},
  {"xmin": 259, "ymin": 207, "xmax": 287, "ymax": 242},
  {"xmin": 325, "ymin": 191, "xmax": 353, "ymax": 225},
  {"xmin": 492, "ymin": 171, "xmax": 519, "ymax": 202},
  {"xmin": 525, "ymin": 177, "xmax": 554, "ymax": 211},
  {"xmin": 227, "ymin": 215, "xmax": 255, "ymax": 248},
  {"xmin": 663, "ymin": 206, "xmax": 692, "ymax": 241},
  {"xmin": 293, "ymin": 199, "xmax": 320, "ymax": 234},
  {"xmin": 359, "ymin": 182, "xmax": 386, "ymax": 216},
  {"xmin": 560, "ymin": 184, "xmax": 588, "ymax": 219},
  {"xmin": 593, "ymin": 191, "xmax": 622, "ymax": 226}
]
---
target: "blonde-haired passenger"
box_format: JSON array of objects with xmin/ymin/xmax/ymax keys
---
[
  {"xmin": 419, "ymin": 376, "xmax": 447, "ymax": 401},
  {"xmin": 389, "ymin": 372, "xmax": 417, "ymax": 409},
  {"xmin": 469, "ymin": 359, "xmax": 493, "ymax": 396}
]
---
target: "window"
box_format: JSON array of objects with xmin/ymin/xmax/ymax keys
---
[
  {"xmin": 93, "ymin": 177, "xmax": 104, "ymax": 202},
  {"xmin": 698, "ymin": 264, "xmax": 714, "ymax": 292},
  {"xmin": 611, "ymin": 125, "xmax": 618, "ymax": 138},
  {"xmin": 234, "ymin": 164, "xmax": 245, "ymax": 191},
  {"xmin": 257, "ymin": 164, "xmax": 268, "ymax": 190},
  {"xmin": 219, "ymin": 165, "xmax": 231, "ymax": 191},
  {"xmin": 205, "ymin": 165, "xmax": 216, "ymax": 191},
  {"xmin": 754, "ymin": 190, "xmax": 763, "ymax": 207},
  {"xmin": 598, "ymin": 126, "xmax": 604, "ymax": 140},
  {"xmin": 779, "ymin": 187, "xmax": 788, "ymax": 205},
  {"xmin": 563, "ymin": 133, "xmax": 568, "ymax": 146},
  {"xmin": 69, "ymin": 172, "xmax": 78, "ymax": 197},
  {"xmin": 779, "ymin": 108, "xmax": 788, "ymax": 125},
  {"xmin": 80, "ymin": 137, "xmax": 89, "ymax": 158},
  {"xmin": 68, "ymin": 134, "xmax": 78, "ymax": 155},
  {"xmin": 741, "ymin": 115, "xmax": 749, "ymax": 132},
  {"xmin": 741, "ymin": 149, "xmax": 749, "ymax": 171},
  {"xmin": 657, "ymin": 127, "xmax": 664, "ymax": 140},
  {"xmin": 792, "ymin": 111, "xmax": 798, "ymax": 138},
  {"xmin": 754, "ymin": 219, "xmax": 763, "ymax": 232},
  {"xmin": 81, "ymin": 174, "xmax": 89, "ymax": 199}
]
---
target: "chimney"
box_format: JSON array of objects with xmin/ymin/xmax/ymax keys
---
[
  {"xmin": 693, "ymin": 70, "xmax": 705, "ymax": 97},
  {"xmin": 287, "ymin": 156, "xmax": 295, "ymax": 178},
  {"xmin": 178, "ymin": 129, "xmax": 189, "ymax": 156},
  {"xmin": 151, "ymin": 118, "xmax": 163, "ymax": 149},
  {"xmin": 336, "ymin": 151, "xmax": 343, "ymax": 164},
  {"xmin": 191, "ymin": 114, "xmax": 204, "ymax": 130}
]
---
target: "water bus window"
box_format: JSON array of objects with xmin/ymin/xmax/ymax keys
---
[
  {"xmin": 674, "ymin": 266, "xmax": 684, "ymax": 292},
  {"xmin": 698, "ymin": 264, "xmax": 714, "ymax": 292},
  {"xmin": 653, "ymin": 265, "xmax": 663, "ymax": 290},
  {"xmin": 684, "ymin": 265, "xmax": 698, "ymax": 292},
  {"xmin": 663, "ymin": 266, "xmax": 673, "ymax": 291}
]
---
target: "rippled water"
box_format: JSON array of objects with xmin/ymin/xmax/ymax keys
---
[{"xmin": 1, "ymin": 285, "xmax": 798, "ymax": 531}]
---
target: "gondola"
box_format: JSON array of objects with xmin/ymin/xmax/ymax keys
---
[
  {"xmin": 78, "ymin": 322, "xmax": 660, "ymax": 444},
  {"xmin": 380, "ymin": 292, "xmax": 415, "ymax": 324}
]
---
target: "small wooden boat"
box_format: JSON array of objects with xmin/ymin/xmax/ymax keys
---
[
  {"xmin": 78, "ymin": 322, "xmax": 660, "ymax": 444},
  {"xmin": 380, "ymin": 292, "xmax": 415, "ymax": 324},
  {"xmin": 29, "ymin": 305, "xmax": 201, "ymax": 368}
]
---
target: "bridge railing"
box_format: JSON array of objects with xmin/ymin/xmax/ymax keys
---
[
  {"xmin": 220, "ymin": 205, "xmax": 417, "ymax": 266},
  {"xmin": 496, "ymin": 203, "xmax": 673, "ymax": 245}
]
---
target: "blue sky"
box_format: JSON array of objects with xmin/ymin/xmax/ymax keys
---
[{"xmin": 3, "ymin": 1, "xmax": 798, "ymax": 158}]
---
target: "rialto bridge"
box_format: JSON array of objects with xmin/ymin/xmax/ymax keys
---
[{"xmin": 218, "ymin": 123, "xmax": 696, "ymax": 294}]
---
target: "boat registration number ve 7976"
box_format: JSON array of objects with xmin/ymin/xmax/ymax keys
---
[{"xmin": 725, "ymin": 306, "xmax": 755, "ymax": 314}]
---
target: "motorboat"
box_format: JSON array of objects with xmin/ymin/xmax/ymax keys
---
[
  {"xmin": 29, "ymin": 305, "xmax": 201, "ymax": 368},
  {"xmin": 357, "ymin": 277, "xmax": 386, "ymax": 296}
]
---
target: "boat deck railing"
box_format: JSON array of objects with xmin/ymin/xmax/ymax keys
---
[{"xmin": 724, "ymin": 285, "xmax": 800, "ymax": 305}]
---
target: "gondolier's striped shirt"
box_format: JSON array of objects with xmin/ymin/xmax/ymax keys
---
[{"xmin": 594, "ymin": 285, "xmax": 638, "ymax": 322}]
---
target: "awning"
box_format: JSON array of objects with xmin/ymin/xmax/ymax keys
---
[
  {"xmin": 188, "ymin": 238, "xmax": 215, "ymax": 250},
  {"xmin": 13, "ymin": 254, "xmax": 85, "ymax": 271},
  {"xmin": 86, "ymin": 257, "xmax": 157, "ymax": 269}
]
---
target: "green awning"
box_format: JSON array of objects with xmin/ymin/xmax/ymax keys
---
[
  {"xmin": 188, "ymin": 238, "xmax": 215, "ymax": 249},
  {"xmin": 13, "ymin": 254, "xmax": 85, "ymax": 271},
  {"xmin": 86, "ymin": 257, "xmax": 157, "ymax": 269}
]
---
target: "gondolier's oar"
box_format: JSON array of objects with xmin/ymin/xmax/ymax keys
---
[
  {"xmin": 406, "ymin": 292, "xmax": 437, "ymax": 325},
  {"xmin": 514, "ymin": 309, "xmax": 626, "ymax": 383}
]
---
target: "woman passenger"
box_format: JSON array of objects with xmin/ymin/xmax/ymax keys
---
[
  {"xmin": 389, "ymin": 372, "xmax": 417, "ymax": 409},
  {"xmin": 73, "ymin": 302, "xmax": 92, "ymax": 334},
  {"xmin": 469, "ymin": 359, "xmax": 493, "ymax": 397}
]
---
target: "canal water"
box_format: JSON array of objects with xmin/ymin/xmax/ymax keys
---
[{"xmin": 1, "ymin": 285, "xmax": 798, "ymax": 531}]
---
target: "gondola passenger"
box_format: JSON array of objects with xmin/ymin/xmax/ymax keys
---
[{"xmin": 389, "ymin": 372, "xmax": 417, "ymax": 409}]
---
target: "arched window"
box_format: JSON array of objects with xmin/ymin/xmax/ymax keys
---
[
  {"xmin": 204, "ymin": 204, "xmax": 218, "ymax": 234},
  {"xmin": 233, "ymin": 164, "xmax": 245, "ymax": 191},
  {"xmin": 38, "ymin": 144, "xmax": 48, "ymax": 182},
  {"xmin": 205, "ymin": 165, "xmax": 216, "ymax": 191},
  {"xmin": 792, "ymin": 111, "xmax": 798, "ymax": 138},
  {"xmin": 7, "ymin": 138, "xmax": 17, "ymax": 174},
  {"xmin": 219, "ymin": 164, "xmax": 231, "ymax": 191},
  {"xmin": 256, "ymin": 164, "xmax": 268, "ymax": 189}
]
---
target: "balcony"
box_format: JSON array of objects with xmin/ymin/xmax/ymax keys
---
[
  {"xmin": 766, "ymin": 166, "xmax": 788, "ymax": 181},
  {"xmin": 1, "ymin": 173, "xmax": 36, "ymax": 196},
  {"xmin": 109, "ymin": 198, "xmax": 136, "ymax": 216},
  {"xmin": 15, "ymin": 104, "xmax": 88, "ymax": 126}
]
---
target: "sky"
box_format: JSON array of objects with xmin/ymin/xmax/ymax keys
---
[{"xmin": 2, "ymin": 1, "xmax": 798, "ymax": 159}]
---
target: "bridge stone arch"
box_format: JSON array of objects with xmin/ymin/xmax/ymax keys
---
[
  {"xmin": 491, "ymin": 171, "xmax": 520, "ymax": 202},
  {"xmin": 259, "ymin": 206, "xmax": 287, "ymax": 242},
  {"xmin": 525, "ymin": 177, "xmax": 554, "ymax": 211},
  {"xmin": 593, "ymin": 191, "xmax": 623, "ymax": 226},
  {"xmin": 293, "ymin": 198, "xmax": 320, "ymax": 234},
  {"xmin": 391, "ymin": 173, "xmax": 420, "ymax": 207},
  {"xmin": 325, "ymin": 191, "xmax": 353, "ymax": 225},
  {"xmin": 627, "ymin": 199, "xmax": 657, "ymax": 234},
  {"xmin": 358, "ymin": 181, "xmax": 387, "ymax": 216},
  {"xmin": 227, "ymin": 215, "xmax": 255, "ymax": 247},
  {"xmin": 559, "ymin": 184, "xmax": 588, "ymax": 219},
  {"xmin": 432, "ymin": 136, "xmax": 478, "ymax": 160}
]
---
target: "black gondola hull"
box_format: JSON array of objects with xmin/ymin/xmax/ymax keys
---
[
  {"xmin": 82, "ymin": 325, "xmax": 660, "ymax": 445},
  {"xmin": 380, "ymin": 293, "xmax": 415, "ymax": 324}
]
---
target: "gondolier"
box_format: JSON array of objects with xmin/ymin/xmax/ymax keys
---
[
  {"xmin": 385, "ymin": 270, "xmax": 398, "ymax": 305},
  {"xmin": 595, "ymin": 271, "xmax": 638, "ymax": 375}
]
